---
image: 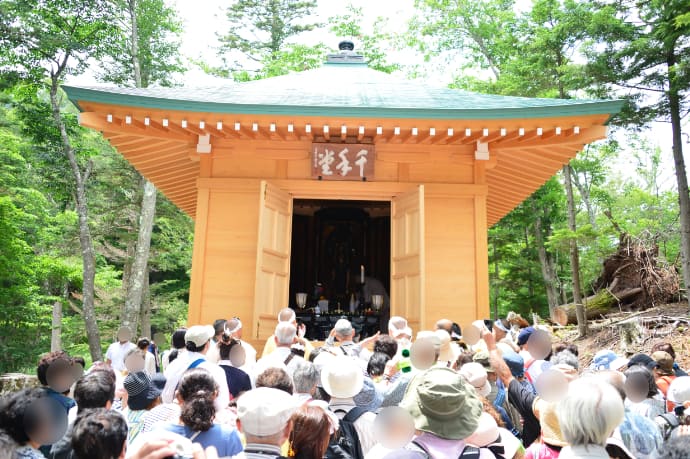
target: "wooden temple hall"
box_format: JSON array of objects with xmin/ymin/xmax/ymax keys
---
[{"xmin": 64, "ymin": 43, "xmax": 622, "ymax": 342}]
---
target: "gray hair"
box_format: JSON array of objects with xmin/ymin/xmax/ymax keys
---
[
  {"xmin": 551, "ymin": 350, "xmax": 579, "ymax": 370},
  {"xmin": 275, "ymin": 322, "xmax": 296, "ymax": 346},
  {"xmin": 335, "ymin": 319, "xmax": 354, "ymax": 338},
  {"xmin": 292, "ymin": 362, "xmax": 319, "ymax": 394},
  {"xmin": 278, "ymin": 308, "xmax": 296, "ymax": 323},
  {"xmin": 557, "ymin": 379, "xmax": 624, "ymax": 447}
]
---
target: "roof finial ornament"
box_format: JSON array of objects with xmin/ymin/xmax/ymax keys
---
[
  {"xmin": 326, "ymin": 40, "xmax": 365, "ymax": 64},
  {"xmin": 339, "ymin": 40, "xmax": 355, "ymax": 52}
]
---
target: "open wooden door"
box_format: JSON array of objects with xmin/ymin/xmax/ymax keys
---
[
  {"xmin": 253, "ymin": 181, "xmax": 293, "ymax": 341},
  {"xmin": 390, "ymin": 185, "xmax": 425, "ymax": 332}
]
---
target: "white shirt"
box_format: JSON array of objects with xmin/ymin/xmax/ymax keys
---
[
  {"xmin": 241, "ymin": 340, "xmax": 257, "ymax": 365},
  {"xmin": 162, "ymin": 351, "xmax": 231, "ymax": 412},
  {"xmin": 106, "ymin": 341, "xmax": 137, "ymax": 372},
  {"xmin": 144, "ymin": 351, "xmax": 157, "ymax": 375},
  {"xmin": 252, "ymin": 347, "xmax": 304, "ymax": 386}
]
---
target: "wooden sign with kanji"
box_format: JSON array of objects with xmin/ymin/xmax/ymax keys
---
[{"xmin": 311, "ymin": 143, "xmax": 375, "ymax": 180}]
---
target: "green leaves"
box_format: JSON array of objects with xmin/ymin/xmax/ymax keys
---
[
  {"xmin": 217, "ymin": 0, "xmax": 320, "ymax": 77},
  {"xmin": 99, "ymin": 0, "xmax": 185, "ymax": 87},
  {"xmin": 0, "ymin": 0, "xmax": 118, "ymax": 81}
]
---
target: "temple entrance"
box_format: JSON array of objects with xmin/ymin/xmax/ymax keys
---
[
  {"xmin": 289, "ymin": 199, "xmax": 391, "ymax": 339},
  {"xmin": 252, "ymin": 181, "xmax": 425, "ymax": 343},
  {"xmin": 290, "ymin": 199, "xmax": 391, "ymax": 309}
]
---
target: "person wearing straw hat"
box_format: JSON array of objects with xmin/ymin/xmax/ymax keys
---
[{"xmin": 525, "ymin": 398, "xmax": 569, "ymax": 459}]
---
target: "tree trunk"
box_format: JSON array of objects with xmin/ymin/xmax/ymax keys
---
[
  {"xmin": 552, "ymin": 287, "xmax": 643, "ymax": 325},
  {"xmin": 128, "ymin": 0, "xmax": 143, "ymax": 87},
  {"xmin": 667, "ymin": 50, "xmax": 690, "ymax": 309},
  {"xmin": 139, "ymin": 269, "xmax": 152, "ymax": 339},
  {"xmin": 563, "ymin": 164, "xmax": 588, "ymax": 336},
  {"xmin": 492, "ymin": 240, "xmax": 499, "ymax": 320},
  {"xmin": 121, "ymin": 1, "xmax": 158, "ymax": 334},
  {"xmin": 51, "ymin": 300, "xmax": 62, "ymax": 352},
  {"xmin": 531, "ymin": 198, "xmax": 560, "ymax": 318},
  {"xmin": 122, "ymin": 179, "xmax": 157, "ymax": 334},
  {"xmin": 571, "ymin": 170, "xmax": 597, "ymax": 229},
  {"xmin": 49, "ymin": 74, "xmax": 102, "ymax": 361}
]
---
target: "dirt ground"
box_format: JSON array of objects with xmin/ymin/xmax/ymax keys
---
[{"xmin": 554, "ymin": 302, "xmax": 690, "ymax": 371}]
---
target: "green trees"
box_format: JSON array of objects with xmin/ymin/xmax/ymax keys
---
[
  {"xmin": 0, "ymin": 0, "xmax": 191, "ymax": 370},
  {"xmin": 217, "ymin": 0, "xmax": 324, "ymax": 80},
  {"xmin": 1, "ymin": 0, "xmax": 119, "ymax": 361},
  {"xmin": 102, "ymin": 0, "xmax": 184, "ymax": 338},
  {"xmin": 585, "ymin": 0, "xmax": 690, "ymax": 307}
]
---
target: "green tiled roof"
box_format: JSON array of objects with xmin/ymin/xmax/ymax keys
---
[{"xmin": 64, "ymin": 62, "xmax": 622, "ymax": 120}]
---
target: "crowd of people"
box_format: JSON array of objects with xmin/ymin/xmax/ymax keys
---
[{"xmin": 1, "ymin": 309, "xmax": 690, "ymax": 459}]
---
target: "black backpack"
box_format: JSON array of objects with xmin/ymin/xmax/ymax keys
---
[{"xmin": 325, "ymin": 407, "xmax": 368, "ymax": 459}]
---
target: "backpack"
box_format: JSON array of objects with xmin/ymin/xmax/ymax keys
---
[
  {"xmin": 325, "ymin": 407, "xmax": 368, "ymax": 459},
  {"xmin": 406, "ymin": 440, "xmax": 482, "ymax": 459},
  {"xmin": 656, "ymin": 412, "xmax": 680, "ymax": 440}
]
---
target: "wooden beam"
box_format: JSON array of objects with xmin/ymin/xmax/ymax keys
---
[{"xmin": 79, "ymin": 112, "xmax": 192, "ymax": 142}]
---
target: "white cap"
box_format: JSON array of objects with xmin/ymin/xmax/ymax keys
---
[
  {"xmin": 237, "ymin": 387, "xmax": 300, "ymax": 436},
  {"xmin": 459, "ymin": 362, "xmax": 491, "ymax": 397},
  {"xmin": 184, "ymin": 325, "xmax": 214, "ymax": 348},
  {"xmin": 321, "ymin": 356, "xmax": 364, "ymax": 399},
  {"xmin": 668, "ymin": 376, "xmax": 690, "ymax": 404}
]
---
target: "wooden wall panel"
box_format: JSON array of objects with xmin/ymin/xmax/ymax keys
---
[
  {"xmin": 408, "ymin": 162, "xmax": 475, "ymax": 184},
  {"xmin": 423, "ymin": 190, "xmax": 481, "ymax": 328},
  {"xmin": 187, "ymin": 185, "xmax": 261, "ymax": 336}
]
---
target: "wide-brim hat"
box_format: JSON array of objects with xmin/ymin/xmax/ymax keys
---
[
  {"xmin": 464, "ymin": 412, "xmax": 521, "ymax": 459},
  {"xmin": 606, "ymin": 430, "xmax": 635, "ymax": 459},
  {"xmin": 533, "ymin": 398, "xmax": 568, "ymax": 447},
  {"xmin": 125, "ymin": 371, "xmax": 164, "ymax": 410},
  {"xmin": 401, "ymin": 367, "xmax": 482, "ymax": 440},
  {"xmin": 321, "ymin": 356, "xmax": 364, "ymax": 399}
]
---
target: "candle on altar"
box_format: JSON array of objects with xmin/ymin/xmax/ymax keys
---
[{"xmin": 360, "ymin": 265, "xmax": 365, "ymax": 283}]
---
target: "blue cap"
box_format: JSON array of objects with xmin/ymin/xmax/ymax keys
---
[
  {"xmin": 517, "ymin": 327, "xmax": 535, "ymax": 347},
  {"xmin": 502, "ymin": 350, "xmax": 525, "ymax": 378},
  {"xmin": 590, "ymin": 349, "xmax": 626, "ymax": 371}
]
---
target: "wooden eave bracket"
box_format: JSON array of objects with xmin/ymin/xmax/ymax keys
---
[
  {"xmin": 475, "ymin": 140, "xmax": 490, "ymax": 160},
  {"xmin": 197, "ymin": 134, "xmax": 212, "ymax": 154}
]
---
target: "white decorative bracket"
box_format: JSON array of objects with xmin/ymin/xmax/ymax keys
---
[
  {"xmin": 196, "ymin": 134, "xmax": 212, "ymax": 154},
  {"xmin": 475, "ymin": 140, "xmax": 490, "ymax": 161}
]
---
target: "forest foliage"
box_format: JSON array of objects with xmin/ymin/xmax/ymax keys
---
[{"xmin": 0, "ymin": 0, "xmax": 688, "ymax": 372}]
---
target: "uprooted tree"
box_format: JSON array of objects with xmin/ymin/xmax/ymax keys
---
[{"xmin": 552, "ymin": 232, "xmax": 680, "ymax": 326}]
